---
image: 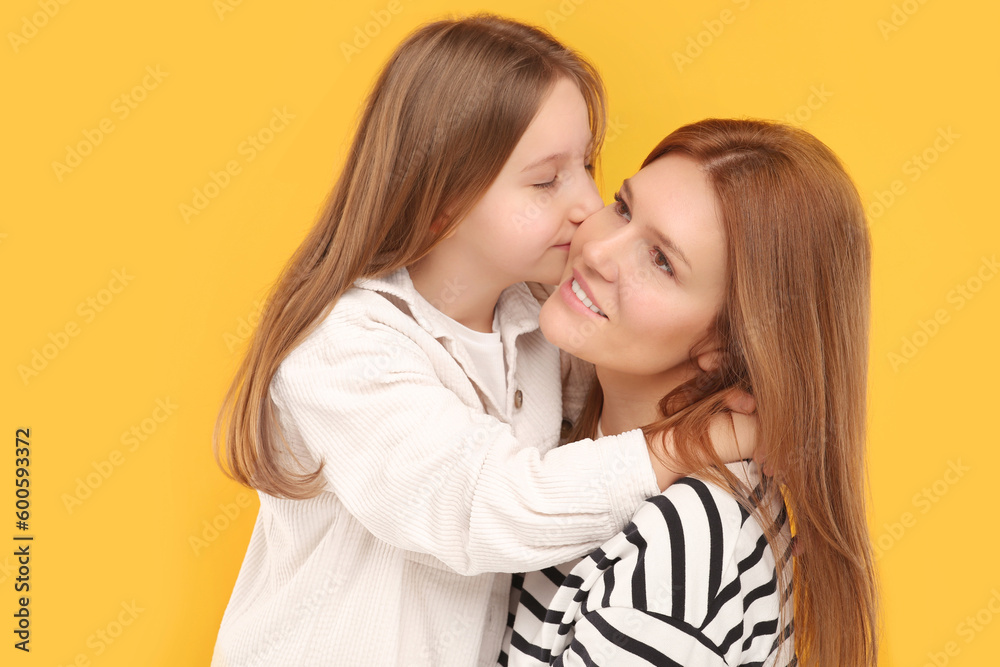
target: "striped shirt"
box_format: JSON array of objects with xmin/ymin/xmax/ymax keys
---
[{"xmin": 500, "ymin": 460, "xmax": 797, "ymax": 666}]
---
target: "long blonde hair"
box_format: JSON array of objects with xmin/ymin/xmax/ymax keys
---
[
  {"xmin": 213, "ymin": 14, "xmax": 607, "ymax": 500},
  {"xmin": 572, "ymin": 119, "xmax": 878, "ymax": 666}
]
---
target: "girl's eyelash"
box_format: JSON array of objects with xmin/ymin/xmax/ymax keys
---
[
  {"xmin": 535, "ymin": 162, "xmax": 592, "ymax": 189},
  {"xmin": 651, "ymin": 248, "xmax": 675, "ymax": 277},
  {"xmin": 612, "ymin": 191, "xmax": 631, "ymax": 221}
]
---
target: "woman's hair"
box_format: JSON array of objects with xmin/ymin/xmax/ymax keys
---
[
  {"xmin": 213, "ymin": 14, "xmax": 606, "ymax": 500},
  {"xmin": 571, "ymin": 119, "xmax": 878, "ymax": 665}
]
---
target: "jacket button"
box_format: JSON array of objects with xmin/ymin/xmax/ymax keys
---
[{"xmin": 513, "ymin": 389, "xmax": 523, "ymax": 409}]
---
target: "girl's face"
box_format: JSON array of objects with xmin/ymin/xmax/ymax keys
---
[
  {"xmin": 447, "ymin": 76, "xmax": 604, "ymax": 286},
  {"xmin": 539, "ymin": 154, "xmax": 728, "ymax": 385}
]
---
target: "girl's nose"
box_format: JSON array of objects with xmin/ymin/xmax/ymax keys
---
[{"xmin": 568, "ymin": 171, "xmax": 604, "ymax": 224}]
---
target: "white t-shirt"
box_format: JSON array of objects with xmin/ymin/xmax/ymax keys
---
[{"xmin": 442, "ymin": 308, "xmax": 508, "ymax": 412}]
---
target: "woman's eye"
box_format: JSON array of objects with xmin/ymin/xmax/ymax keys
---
[
  {"xmin": 652, "ymin": 248, "xmax": 675, "ymax": 276},
  {"xmin": 612, "ymin": 191, "xmax": 631, "ymax": 221}
]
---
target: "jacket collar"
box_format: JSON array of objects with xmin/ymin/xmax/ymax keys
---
[{"xmin": 354, "ymin": 267, "xmax": 544, "ymax": 416}]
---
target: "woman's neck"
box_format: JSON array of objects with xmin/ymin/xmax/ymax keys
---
[{"xmin": 596, "ymin": 366, "xmax": 694, "ymax": 436}]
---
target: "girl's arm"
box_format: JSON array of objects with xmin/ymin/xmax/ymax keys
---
[{"xmin": 269, "ymin": 316, "xmax": 745, "ymax": 576}]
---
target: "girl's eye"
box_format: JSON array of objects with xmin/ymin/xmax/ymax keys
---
[
  {"xmin": 652, "ymin": 248, "xmax": 675, "ymax": 277},
  {"xmin": 584, "ymin": 163, "xmax": 595, "ymax": 175},
  {"xmin": 612, "ymin": 191, "xmax": 631, "ymax": 221},
  {"xmin": 533, "ymin": 176, "xmax": 557, "ymax": 189}
]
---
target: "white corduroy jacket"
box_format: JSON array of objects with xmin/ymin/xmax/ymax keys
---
[{"xmin": 210, "ymin": 268, "xmax": 660, "ymax": 667}]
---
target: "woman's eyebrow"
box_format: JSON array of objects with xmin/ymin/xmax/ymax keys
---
[
  {"xmin": 622, "ymin": 178, "xmax": 692, "ymax": 272},
  {"xmin": 653, "ymin": 227, "xmax": 692, "ymax": 272}
]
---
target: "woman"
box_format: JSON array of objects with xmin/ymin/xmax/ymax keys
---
[{"xmin": 502, "ymin": 119, "xmax": 879, "ymax": 666}]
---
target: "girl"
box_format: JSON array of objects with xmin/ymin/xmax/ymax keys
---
[
  {"xmin": 210, "ymin": 16, "xmax": 752, "ymax": 667},
  {"xmin": 503, "ymin": 119, "xmax": 879, "ymax": 666}
]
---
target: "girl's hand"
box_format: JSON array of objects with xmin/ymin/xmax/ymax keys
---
[
  {"xmin": 709, "ymin": 410, "xmax": 756, "ymax": 463},
  {"xmin": 716, "ymin": 387, "xmax": 757, "ymax": 462},
  {"xmin": 647, "ymin": 389, "xmax": 757, "ymax": 491},
  {"xmin": 721, "ymin": 387, "xmax": 756, "ymax": 416}
]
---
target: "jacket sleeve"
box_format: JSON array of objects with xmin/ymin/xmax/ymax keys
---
[{"xmin": 268, "ymin": 313, "xmax": 661, "ymax": 576}]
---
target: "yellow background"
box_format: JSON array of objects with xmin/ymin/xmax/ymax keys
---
[{"xmin": 3, "ymin": 0, "xmax": 997, "ymax": 664}]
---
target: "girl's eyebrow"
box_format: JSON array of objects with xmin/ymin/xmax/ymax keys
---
[
  {"xmin": 621, "ymin": 178, "xmax": 693, "ymax": 272},
  {"xmin": 521, "ymin": 139, "xmax": 594, "ymax": 172},
  {"xmin": 521, "ymin": 152, "xmax": 567, "ymax": 172}
]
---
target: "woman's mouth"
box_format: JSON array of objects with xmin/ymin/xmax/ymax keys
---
[{"xmin": 569, "ymin": 278, "xmax": 607, "ymax": 318}]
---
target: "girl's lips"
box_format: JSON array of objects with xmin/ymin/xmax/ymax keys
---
[{"xmin": 559, "ymin": 276, "xmax": 607, "ymax": 320}]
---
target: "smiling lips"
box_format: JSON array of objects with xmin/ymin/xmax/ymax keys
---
[{"xmin": 570, "ymin": 277, "xmax": 607, "ymax": 317}]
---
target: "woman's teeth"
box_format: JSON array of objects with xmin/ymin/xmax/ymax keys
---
[{"xmin": 571, "ymin": 279, "xmax": 607, "ymax": 317}]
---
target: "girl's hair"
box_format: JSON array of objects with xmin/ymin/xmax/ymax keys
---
[
  {"xmin": 214, "ymin": 14, "xmax": 607, "ymax": 500},
  {"xmin": 571, "ymin": 119, "xmax": 878, "ymax": 666}
]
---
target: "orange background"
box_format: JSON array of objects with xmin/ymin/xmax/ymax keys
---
[{"xmin": 3, "ymin": 0, "xmax": 998, "ymax": 664}]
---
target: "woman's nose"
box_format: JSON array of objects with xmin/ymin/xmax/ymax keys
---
[{"xmin": 579, "ymin": 210, "xmax": 622, "ymax": 283}]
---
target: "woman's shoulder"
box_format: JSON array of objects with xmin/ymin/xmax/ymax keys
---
[
  {"xmin": 632, "ymin": 460, "xmax": 776, "ymax": 535},
  {"xmin": 586, "ymin": 462, "xmax": 791, "ymax": 661},
  {"xmin": 616, "ymin": 461, "xmax": 790, "ymax": 611}
]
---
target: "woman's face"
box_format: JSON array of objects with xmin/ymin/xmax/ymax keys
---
[{"xmin": 539, "ymin": 153, "xmax": 728, "ymax": 385}]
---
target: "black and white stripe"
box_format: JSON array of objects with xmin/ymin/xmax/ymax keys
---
[{"xmin": 500, "ymin": 461, "xmax": 797, "ymax": 666}]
